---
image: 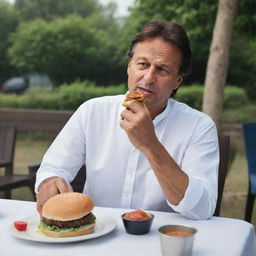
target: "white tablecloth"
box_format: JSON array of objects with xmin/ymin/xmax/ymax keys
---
[{"xmin": 0, "ymin": 199, "xmax": 255, "ymax": 256}]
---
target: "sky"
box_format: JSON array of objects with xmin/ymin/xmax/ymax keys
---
[
  {"xmin": 99, "ymin": 0, "xmax": 135, "ymax": 17},
  {"xmin": 6, "ymin": 0, "xmax": 135, "ymax": 17}
]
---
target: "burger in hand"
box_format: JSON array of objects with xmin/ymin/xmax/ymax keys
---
[
  {"xmin": 38, "ymin": 192, "xmax": 96, "ymax": 238},
  {"xmin": 123, "ymin": 91, "xmax": 145, "ymax": 108}
]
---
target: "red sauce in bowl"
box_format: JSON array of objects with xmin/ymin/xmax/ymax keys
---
[{"xmin": 123, "ymin": 209, "xmax": 151, "ymax": 221}]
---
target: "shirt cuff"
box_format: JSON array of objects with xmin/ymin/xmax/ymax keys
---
[
  {"xmin": 167, "ymin": 174, "xmax": 204, "ymax": 212},
  {"xmin": 34, "ymin": 172, "xmax": 61, "ymax": 194}
]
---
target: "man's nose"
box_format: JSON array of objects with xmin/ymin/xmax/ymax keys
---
[{"xmin": 143, "ymin": 67, "xmax": 156, "ymax": 84}]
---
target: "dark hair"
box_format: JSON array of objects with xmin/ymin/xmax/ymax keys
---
[{"xmin": 126, "ymin": 19, "xmax": 192, "ymax": 95}]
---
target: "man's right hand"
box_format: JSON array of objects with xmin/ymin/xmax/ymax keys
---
[{"xmin": 36, "ymin": 177, "xmax": 73, "ymax": 217}]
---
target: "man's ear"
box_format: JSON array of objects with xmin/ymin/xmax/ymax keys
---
[
  {"xmin": 127, "ymin": 61, "xmax": 131, "ymax": 76},
  {"xmin": 175, "ymin": 76, "xmax": 183, "ymax": 89}
]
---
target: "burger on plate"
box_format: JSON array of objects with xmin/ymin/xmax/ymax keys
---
[{"xmin": 38, "ymin": 192, "xmax": 96, "ymax": 238}]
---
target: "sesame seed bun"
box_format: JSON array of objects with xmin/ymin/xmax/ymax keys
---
[{"xmin": 42, "ymin": 192, "xmax": 94, "ymax": 221}]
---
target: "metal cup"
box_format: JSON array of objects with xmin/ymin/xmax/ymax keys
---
[{"xmin": 158, "ymin": 225, "xmax": 197, "ymax": 256}]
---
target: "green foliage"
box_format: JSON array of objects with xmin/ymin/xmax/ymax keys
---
[
  {"xmin": 0, "ymin": 81, "xmax": 126, "ymax": 110},
  {"xmin": 58, "ymin": 81, "xmax": 102, "ymax": 110},
  {"xmin": 1, "ymin": 0, "xmax": 125, "ymax": 87},
  {"xmin": 57, "ymin": 82, "xmax": 126, "ymax": 110},
  {"xmin": 228, "ymin": 38, "xmax": 256, "ymax": 100},
  {"xmin": 0, "ymin": 83, "xmax": 248, "ymax": 112},
  {"xmin": 222, "ymin": 104, "xmax": 256, "ymax": 122},
  {"xmin": 1, "ymin": 0, "xmax": 255, "ymax": 97},
  {"xmin": 8, "ymin": 15, "xmax": 123, "ymax": 85},
  {"xmin": 223, "ymin": 87, "xmax": 249, "ymax": 108},
  {"xmin": 175, "ymin": 85, "xmax": 203, "ymax": 110},
  {"xmin": 14, "ymin": 0, "xmax": 102, "ymax": 21},
  {"xmin": 0, "ymin": 91, "xmax": 60, "ymax": 109},
  {"xmin": 175, "ymin": 85, "xmax": 249, "ymax": 110},
  {"xmin": 0, "ymin": 0, "xmax": 20, "ymax": 84},
  {"xmin": 0, "ymin": 93, "xmax": 20, "ymax": 108},
  {"xmin": 235, "ymin": 0, "xmax": 256, "ymax": 37}
]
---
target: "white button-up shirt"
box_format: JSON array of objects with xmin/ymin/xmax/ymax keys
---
[{"xmin": 35, "ymin": 95, "xmax": 219, "ymax": 220}]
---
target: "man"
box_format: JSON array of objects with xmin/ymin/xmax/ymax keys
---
[{"xmin": 35, "ymin": 19, "xmax": 219, "ymax": 220}]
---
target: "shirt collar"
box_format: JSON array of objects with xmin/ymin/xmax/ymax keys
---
[{"xmin": 153, "ymin": 99, "xmax": 173, "ymax": 125}]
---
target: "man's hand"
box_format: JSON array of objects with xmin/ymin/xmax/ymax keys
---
[
  {"xmin": 120, "ymin": 100, "xmax": 158, "ymax": 151},
  {"xmin": 36, "ymin": 177, "xmax": 73, "ymax": 217}
]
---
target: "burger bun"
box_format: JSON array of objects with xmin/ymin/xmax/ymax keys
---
[{"xmin": 42, "ymin": 192, "xmax": 94, "ymax": 221}]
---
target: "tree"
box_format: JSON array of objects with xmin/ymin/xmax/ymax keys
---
[
  {"xmin": 202, "ymin": 0, "xmax": 238, "ymax": 130},
  {"xmin": 14, "ymin": 0, "xmax": 102, "ymax": 21},
  {"xmin": 0, "ymin": 0, "xmax": 19, "ymax": 84},
  {"xmin": 228, "ymin": 0, "xmax": 256, "ymax": 100},
  {"xmin": 8, "ymin": 15, "xmax": 122, "ymax": 85}
]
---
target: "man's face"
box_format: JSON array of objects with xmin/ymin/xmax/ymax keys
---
[{"xmin": 127, "ymin": 37, "xmax": 183, "ymax": 118}]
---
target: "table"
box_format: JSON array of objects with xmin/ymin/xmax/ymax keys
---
[{"xmin": 0, "ymin": 199, "xmax": 255, "ymax": 256}]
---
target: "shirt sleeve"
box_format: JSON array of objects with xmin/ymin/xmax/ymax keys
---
[
  {"xmin": 34, "ymin": 104, "xmax": 87, "ymax": 194},
  {"xmin": 167, "ymin": 117, "xmax": 219, "ymax": 220}
]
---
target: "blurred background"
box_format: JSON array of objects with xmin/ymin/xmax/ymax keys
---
[{"xmin": 0, "ymin": 0, "xmax": 256, "ymax": 226}]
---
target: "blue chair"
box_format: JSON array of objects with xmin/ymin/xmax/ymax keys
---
[{"xmin": 243, "ymin": 122, "xmax": 256, "ymax": 222}]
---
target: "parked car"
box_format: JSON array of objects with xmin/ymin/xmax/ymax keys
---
[
  {"xmin": 1, "ymin": 77, "xmax": 28, "ymax": 94},
  {"xmin": 1, "ymin": 74, "xmax": 53, "ymax": 94}
]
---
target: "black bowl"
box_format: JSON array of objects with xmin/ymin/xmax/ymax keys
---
[{"xmin": 121, "ymin": 212, "xmax": 154, "ymax": 235}]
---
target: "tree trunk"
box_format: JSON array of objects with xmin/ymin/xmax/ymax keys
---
[{"xmin": 202, "ymin": 0, "xmax": 238, "ymax": 131}]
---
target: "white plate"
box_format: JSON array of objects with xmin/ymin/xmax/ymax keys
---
[{"xmin": 10, "ymin": 214, "xmax": 117, "ymax": 243}]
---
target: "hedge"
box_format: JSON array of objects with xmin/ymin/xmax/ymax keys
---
[
  {"xmin": 0, "ymin": 81, "xmax": 126, "ymax": 110},
  {"xmin": 175, "ymin": 85, "xmax": 249, "ymax": 110},
  {"xmin": 0, "ymin": 82, "xmax": 249, "ymax": 111}
]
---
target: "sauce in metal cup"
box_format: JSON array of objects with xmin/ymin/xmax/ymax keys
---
[{"xmin": 158, "ymin": 225, "xmax": 197, "ymax": 256}]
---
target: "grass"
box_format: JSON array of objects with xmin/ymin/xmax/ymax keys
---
[
  {"xmin": 220, "ymin": 135, "xmax": 251, "ymax": 220},
  {"xmin": 1, "ymin": 104, "xmax": 256, "ymax": 227}
]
